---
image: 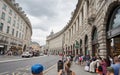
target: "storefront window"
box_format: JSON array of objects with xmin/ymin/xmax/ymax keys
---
[{"xmin": 109, "ymin": 6, "xmax": 120, "ymax": 30}]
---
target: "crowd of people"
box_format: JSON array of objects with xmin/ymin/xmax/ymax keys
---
[
  {"xmin": 30, "ymin": 54, "xmax": 120, "ymax": 75},
  {"xmin": 73, "ymin": 54, "xmax": 120, "ymax": 75}
]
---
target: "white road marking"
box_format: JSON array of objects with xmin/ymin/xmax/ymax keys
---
[
  {"xmin": 0, "ymin": 55, "xmax": 46, "ymax": 63},
  {"xmin": 0, "ymin": 72, "xmax": 9, "ymax": 75}
]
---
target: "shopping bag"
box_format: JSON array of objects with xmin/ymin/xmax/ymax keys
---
[{"xmin": 84, "ymin": 66, "xmax": 89, "ymax": 71}]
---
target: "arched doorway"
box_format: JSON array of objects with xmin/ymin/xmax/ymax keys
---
[
  {"xmin": 92, "ymin": 27, "xmax": 98, "ymax": 56},
  {"xmin": 106, "ymin": 5, "xmax": 120, "ymax": 57},
  {"xmin": 79, "ymin": 39, "xmax": 83, "ymax": 55},
  {"xmin": 75, "ymin": 40, "xmax": 79, "ymax": 55},
  {"xmin": 85, "ymin": 35, "xmax": 88, "ymax": 56}
]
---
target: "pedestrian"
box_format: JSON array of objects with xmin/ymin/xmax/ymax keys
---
[
  {"xmin": 58, "ymin": 61, "xmax": 75, "ymax": 75},
  {"xmin": 74, "ymin": 54, "xmax": 79, "ymax": 64},
  {"xmin": 31, "ymin": 64, "xmax": 44, "ymax": 75},
  {"xmin": 89, "ymin": 58, "xmax": 96, "ymax": 73},
  {"xmin": 106, "ymin": 67, "xmax": 114, "ymax": 75},
  {"xmin": 111, "ymin": 55, "xmax": 120, "ymax": 75},
  {"xmin": 100, "ymin": 58, "xmax": 107, "ymax": 75},
  {"xmin": 95, "ymin": 57, "xmax": 102, "ymax": 74}
]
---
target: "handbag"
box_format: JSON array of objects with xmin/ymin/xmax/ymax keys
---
[{"xmin": 84, "ymin": 66, "xmax": 89, "ymax": 71}]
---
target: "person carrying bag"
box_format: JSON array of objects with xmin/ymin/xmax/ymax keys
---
[{"xmin": 58, "ymin": 61, "xmax": 75, "ymax": 75}]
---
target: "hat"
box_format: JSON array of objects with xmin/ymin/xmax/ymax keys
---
[
  {"xmin": 31, "ymin": 64, "xmax": 44, "ymax": 74},
  {"xmin": 107, "ymin": 67, "xmax": 114, "ymax": 73}
]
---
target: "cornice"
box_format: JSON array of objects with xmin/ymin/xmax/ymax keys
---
[{"xmin": 46, "ymin": 0, "xmax": 82, "ymax": 41}]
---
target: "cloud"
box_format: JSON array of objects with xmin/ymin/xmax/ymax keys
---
[{"xmin": 16, "ymin": 0, "xmax": 78, "ymax": 45}]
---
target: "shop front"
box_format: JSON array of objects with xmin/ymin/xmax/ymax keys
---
[
  {"xmin": 0, "ymin": 45, "xmax": 5, "ymax": 55},
  {"xmin": 0, "ymin": 36, "xmax": 9, "ymax": 55},
  {"xmin": 107, "ymin": 5, "xmax": 120, "ymax": 57}
]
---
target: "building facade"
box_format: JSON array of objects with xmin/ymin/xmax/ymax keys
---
[
  {"xmin": 29, "ymin": 42, "xmax": 40, "ymax": 52},
  {"xmin": 0, "ymin": 0, "xmax": 32, "ymax": 55},
  {"xmin": 46, "ymin": 0, "xmax": 120, "ymax": 57},
  {"xmin": 46, "ymin": 30, "xmax": 64, "ymax": 55}
]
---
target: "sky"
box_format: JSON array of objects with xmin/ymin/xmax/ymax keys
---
[{"xmin": 16, "ymin": 0, "xmax": 78, "ymax": 45}]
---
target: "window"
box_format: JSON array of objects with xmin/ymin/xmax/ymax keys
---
[
  {"xmin": 14, "ymin": 13, "xmax": 16, "ymax": 18},
  {"xmin": 16, "ymin": 31, "xmax": 18, "ymax": 37},
  {"xmin": 7, "ymin": 16, "xmax": 11, "ymax": 24},
  {"xmin": 109, "ymin": 6, "xmax": 120, "ymax": 30},
  {"xmin": 9, "ymin": 9, "xmax": 12, "ymax": 15},
  {"xmin": 17, "ymin": 23, "xmax": 19, "ymax": 29},
  {"xmin": 1, "ymin": 12, "xmax": 5, "ymax": 20},
  {"xmin": 6, "ymin": 26, "xmax": 10, "ymax": 33},
  {"xmin": 12, "ymin": 28, "xmax": 14, "ymax": 36},
  {"xmin": 19, "ymin": 32, "xmax": 21, "ymax": 38},
  {"xmin": 0, "ymin": 23, "xmax": 3, "ymax": 31},
  {"xmin": 2, "ymin": 4, "xmax": 7, "ymax": 11},
  {"xmin": 13, "ymin": 20, "xmax": 16, "ymax": 26}
]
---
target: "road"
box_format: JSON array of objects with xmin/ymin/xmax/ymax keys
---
[{"xmin": 0, "ymin": 55, "xmax": 60, "ymax": 75}]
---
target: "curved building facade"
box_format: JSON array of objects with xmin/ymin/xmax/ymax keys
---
[
  {"xmin": 0, "ymin": 0, "xmax": 32, "ymax": 55},
  {"xmin": 46, "ymin": 0, "xmax": 120, "ymax": 57}
]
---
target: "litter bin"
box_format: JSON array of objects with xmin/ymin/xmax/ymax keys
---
[{"xmin": 57, "ymin": 60, "xmax": 63, "ymax": 72}]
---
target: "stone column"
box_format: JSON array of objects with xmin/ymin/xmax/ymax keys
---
[{"xmin": 98, "ymin": 22, "xmax": 107, "ymax": 58}]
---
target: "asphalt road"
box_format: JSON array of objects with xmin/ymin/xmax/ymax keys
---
[{"xmin": 0, "ymin": 55, "xmax": 60, "ymax": 75}]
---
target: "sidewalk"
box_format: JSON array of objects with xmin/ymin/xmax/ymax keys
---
[{"xmin": 44, "ymin": 62, "xmax": 97, "ymax": 75}]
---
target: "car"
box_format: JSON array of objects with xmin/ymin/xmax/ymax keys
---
[
  {"xmin": 39, "ymin": 53, "xmax": 44, "ymax": 56},
  {"xmin": 21, "ymin": 52, "xmax": 33, "ymax": 58}
]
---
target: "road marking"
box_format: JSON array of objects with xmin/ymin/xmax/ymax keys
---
[
  {"xmin": 0, "ymin": 55, "xmax": 46, "ymax": 63},
  {"xmin": 43, "ymin": 64, "xmax": 56, "ymax": 74},
  {"xmin": 0, "ymin": 72, "xmax": 9, "ymax": 75},
  {"xmin": 16, "ymin": 66, "xmax": 29, "ymax": 71},
  {"xmin": 0, "ymin": 64, "xmax": 56, "ymax": 75}
]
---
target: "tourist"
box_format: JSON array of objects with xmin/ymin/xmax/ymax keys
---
[{"xmin": 31, "ymin": 64, "xmax": 44, "ymax": 75}]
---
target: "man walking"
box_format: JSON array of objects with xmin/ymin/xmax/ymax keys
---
[{"xmin": 111, "ymin": 55, "xmax": 120, "ymax": 75}]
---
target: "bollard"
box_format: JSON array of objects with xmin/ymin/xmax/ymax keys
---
[{"xmin": 57, "ymin": 60, "xmax": 63, "ymax": 72}]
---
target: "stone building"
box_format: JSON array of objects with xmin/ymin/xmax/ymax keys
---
[
  {"xmin": 46, "ymin": 0, "xmax": 120, "ymax": 57},
  {"xmin": 0, "ymin": 0, "xmax": 32, "ymax": 55},
  {"xmin": 46, "ymin": 30, "xmax": 64, "ymax": 55}
]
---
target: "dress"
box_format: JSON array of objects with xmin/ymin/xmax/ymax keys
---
[
  {"xmin": 89, "ymin": 61, "xmax": 96, "ymax": 72},
  {"xmin": 101, "ymin": 61, "xmax": 107, "ymax": 75}
]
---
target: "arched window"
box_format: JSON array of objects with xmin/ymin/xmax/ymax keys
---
[
  {"xmin": 92, "ymin": 28, "xmax": 98, "ymax": 41},
  {"xmin": 109, "ymin": 6, "xmax": 120, "ymax": 30}
]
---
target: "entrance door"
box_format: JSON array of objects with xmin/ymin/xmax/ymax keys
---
[
  {"xmin": 0, "ymin": 47, "xmax": 4, "ymax": 55},
  {"xmin": 92, "ymin": 45, "xmax": 97, "ymax": 56}
]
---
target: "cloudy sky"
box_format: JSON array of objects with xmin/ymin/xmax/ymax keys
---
[{"xmin": 16, "ymin": 0, "xmax": 78, "ymax": 45}]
